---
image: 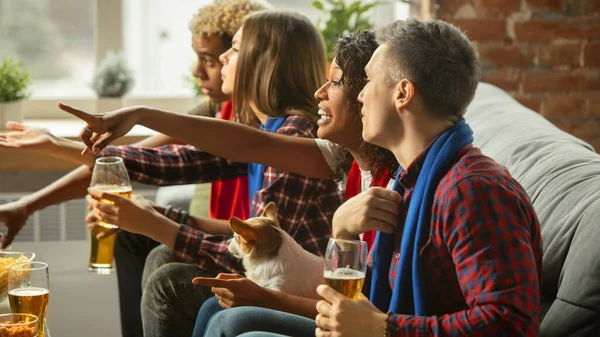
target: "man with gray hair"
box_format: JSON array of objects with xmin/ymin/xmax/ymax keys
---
[{"xmin": 198, "ymin": 18, "xmax": 542, "ymax": 337}]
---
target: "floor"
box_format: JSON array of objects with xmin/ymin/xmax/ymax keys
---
[{"xmin": 7, "ymin": 241, "xmax": 121, "ymax": 337}]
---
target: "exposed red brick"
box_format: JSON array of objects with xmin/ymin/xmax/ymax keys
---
[
  {"xmin": 523, "ymin": 70, "xmax": 586, "ymax": 93},
  {"xmin": 527, "ymin": 0, "xmax": 563, "ymax": 11},
  {"xmin": 588, "ymin": 94, "xmax": 600, "ymax": 116},
  {"xmin": 437, "ymin": 0, "xmax": 470, "ymax": 18},
  {"xmin": 541, "ymin": 94, "xmax": 587, "ymax": 118},
  {"xmin": 448, "ymin": 19, "xmax": 507, "ymax": 42},
  {"xmin": 571, "ymin": 0, "xmax": 600, "ymax": 13},
  {"xmin": 479, "ymin": 44, "xmax": 534, "ymax": 67},
  {"xmin": 481, "ymin": 68, "xmax": 522, "ymax": 91},
  {"xmin": 515, "ymin": 19, "xmax": 600, "ymax": 42},
  {"xmin": 514, "ymin": 95, "xmax": 543, "ymax": 111},
  {"xmin": 551, "ymin": 119, "xmax": 600, "ymax": 140},
  {"xmin": 475, "ymin": 0, "xmax": 520, "ymax": 15},
  {"xmin": 583, "ymin": 42, "xmax": 600, "ymax": 67},
  {"xmin": 537, "ymin": 43, "xmax": 582, "ymax": 67},
  {"xmin": 582, "ymin": 69, "xmax": 600, "ymax": 91}
]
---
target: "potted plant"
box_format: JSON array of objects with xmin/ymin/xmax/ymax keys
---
[
  {"xmin": 312, "ymin": 0, "xmax": 380, "ymax": 61},
  {"xmin": 0, "ymin": 58, "xmax": 31, "ymax": 129},
  {"xmin": 91, "ymin": 51, "xmax": 134, "ymax": 113}
]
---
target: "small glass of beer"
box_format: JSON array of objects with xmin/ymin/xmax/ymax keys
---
[
  {"xmin": 88, "ymin": 156, "xmax": 132, "ymax": 274},
  {"xmin": 8, "ymin": 262, "xmax": 50, "ymax": 337},
  {"xmin": 323, "ymin": 238, "xmax": 367, "ymax": 300}
]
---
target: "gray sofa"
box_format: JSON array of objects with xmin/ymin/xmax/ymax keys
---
[{"xmin": 465, "ymin": 83, "xmax": 600, "ymax": 337}]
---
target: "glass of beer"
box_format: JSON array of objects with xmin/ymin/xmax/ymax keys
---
[
  {"xmin": 323, "ymin": 238, "xmax": 367, "ymax": 300},
  {"xmin": 88, "ymin": 156, "xmax": 132, "ymax": 274},
  {"xmin": 8, "ymin": 262, "xmax": 50, "ymax": 337}
]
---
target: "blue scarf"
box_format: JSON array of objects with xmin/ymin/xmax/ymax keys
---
[
  {"xmin": 247, "ymin": 116, "xmax": 287, "ymax": 204},
  {"xmin": 369, "ymin": 119, "xmax": 473, "ymax": 315}
]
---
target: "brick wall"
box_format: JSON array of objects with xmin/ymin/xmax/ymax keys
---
[{"xmin": 426, "ymin": 0, "xmax": 600, "ymax": 150}]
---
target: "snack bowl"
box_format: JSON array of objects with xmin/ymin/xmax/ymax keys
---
[
  {"xmin": 0, "ymin": 251, "xmax": 36, "ymax": 302},
  {"xmin": 0, "ymin": 313, "xmax": 38, "ymax": 337}
]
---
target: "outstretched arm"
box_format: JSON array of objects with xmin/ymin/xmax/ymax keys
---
[{"xmin": 60, "ymin": 104, "xmax": 335, "ymax": 179}]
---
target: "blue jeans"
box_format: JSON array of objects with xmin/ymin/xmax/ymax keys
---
[
  {"xmin": 197, "ymin": 304, "xmax": 317, "ymax": 337},
  {"xmin": 193, "ymin": 297, "xmax": 224, "ymax": 337}
]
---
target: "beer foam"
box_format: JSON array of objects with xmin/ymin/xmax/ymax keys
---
[
  {"xmin": 324, "ymin": 268, "xmax": 365, "ymax": 280},
  {"xmin": 8, "ymin": 287, "xmax": 49, "ymax": 296},
  {"xmin": 92, "ymin": 185, "xmax": 132, "ymax": 193}
]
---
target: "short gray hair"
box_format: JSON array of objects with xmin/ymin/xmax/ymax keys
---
[{"xmin": 376, "ymin": 18, "xmax": 480, "ymax": 120}]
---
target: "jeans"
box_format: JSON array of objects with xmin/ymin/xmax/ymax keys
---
[
  {"xmin": 202, "ymin": 306, "xmax": 317, "ymax": 337},
  {"xmin": 141, "ymin": 262, "xmax": 216, "ymax": 337},
  {"xmin": 114, "ymin": 231, "xmax": 165, "ymax": 337},
  {"xmin": 193, "ymin": 297, "xmax": 224, "ymax": 337}
]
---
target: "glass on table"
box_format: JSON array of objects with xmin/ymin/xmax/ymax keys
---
[{"xmin": 8, "ymin": 262, "xmax": 49, "ymax": 336}]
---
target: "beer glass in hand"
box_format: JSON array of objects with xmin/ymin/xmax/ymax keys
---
[
  {"xmin": 8, "ymin": 262, "xmax": 50, "ymax": 336},
  {"xmin": 88, "ymin": 156, "xmax": 132, "ymax": 274},
  {"xmin": 323, "ymin": 238, "xmax": 367, "ymax": 300}
]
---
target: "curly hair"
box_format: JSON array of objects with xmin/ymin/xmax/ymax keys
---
[
  {"xmin": 188, "ymin": 0, "xmax": 270, "ymax": 48},
  {"xmin": 330, "ymin": 31, "xmax": 398, "ymax": 181}
]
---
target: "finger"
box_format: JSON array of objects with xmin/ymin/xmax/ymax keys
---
[
  {"xmin": 1, "ymin": 228, "xmax": 18, "ymax": 249},
  {"xmin": 92, "ymin": 201, "xmax": 119, "ymax": 215},
  {"xmin": 94, "ymin": 209, "xmax": 117, "ymax": 225},
  {"xmin": 58, "ymin": 103, "xmax": 97, "ymax": 124},
  {"xmin": 89, "ymin": 188, "xmax": 121, "ymax": 203},
  {"xmin": 191, "ymin": 277, "xmax": 231, "ymax": 288},
  {"xmin": 317, "ymin": 285, "xmax": 345, "ymax": 305},
  {"xmin": 316, "ymin": 300, "xmax": 333, "ymax": 317},
  {"xmin": 366, "ymin": 195, "xmax": 402, "ymax": 217},
  {"xmin": 92, "ymin": 132, "xmax": 116, "ymax": 154},
  {"xmin": 215, "ymin": 273, "xmax": 243, "ymax": 280},
  {"xmin": 85, "ymin": 212, "xmax": 99, "ymax": 225},
  {"xmin": 97, "ymin": 228, "xmax": 120, "ymax": 239},
  {"xmin": 369, "ymin": 187, "xmax": 403, "ymax": 202},
  {"xmin": 217, "ymin": 298, "xmax": 231, "ymax": 309},
  {"xmin": 211, "ymin": 288, "xmax": 234, "ymax": 300},
  {"xmin": 78, "ymin": 126, "xmax": 96, "ymax": 153},
  {"xmin": 315, "ymin": 328, "xmax": 332, "ymax": 337},
  {"xmin": 315, "ymin": 314, "xmax": 335, "ymax": 332},
  {"xmin": 5, "ymin": 122, "xmax": 27, "ymax": 132}
]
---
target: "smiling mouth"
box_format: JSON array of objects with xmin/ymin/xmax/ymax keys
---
[{"xmin": 318, "ymin": 108, "xmax": 332, "ymax": 122}]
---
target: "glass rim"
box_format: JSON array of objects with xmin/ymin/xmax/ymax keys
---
[
  {"xmin": 0, "ymin": 313, "xmax": 39, "ymax": 326},
  {"xmin": 95, "ymin": 156, "xmax": 124, "ymax": 165},
  {"xmin": 9, "ymin": 261, "xmax": 48, "ymax": 271},
  {"xmin": 328, "ymin": 237, "xmax": 367, "ymax": 246}
]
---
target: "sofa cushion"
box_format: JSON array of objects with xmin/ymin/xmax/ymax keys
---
[{"xmin": 465, "ymin": 83, "xmax": 600, "ymax": 337}]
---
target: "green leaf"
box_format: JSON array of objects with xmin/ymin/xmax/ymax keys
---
[{"xmin": 312, "ymin": 1, "xmax": 324, "ymax": 11}]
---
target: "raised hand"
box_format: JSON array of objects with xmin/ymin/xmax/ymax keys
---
[
  {"xmin": 0, "ymin": 200, "xmax": 31, "ymax": 248},
  {"xmin": 332, "ymin": 187, "xmax": 402, "ymax": 239},
  {"xmin": 192, "ymin": 273, "xmax": 269, "ymax": 309},
  {"xmin": 57, "ymin": 103, "xmax": 143, "ymax": 154},
  {"xmin": 0, "ymin": 122, "xmax": 54, "ymax": 151}
]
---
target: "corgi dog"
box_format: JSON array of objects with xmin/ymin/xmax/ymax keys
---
[{"xmin": 228, "ymin": 202, "xmax": 324, "ymax": 299}]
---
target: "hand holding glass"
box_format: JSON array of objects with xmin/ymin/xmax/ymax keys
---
[
  {"xmin": 88, "ymin": 156, "xmax": 132, "ymax": 274},
  {"xmin": 323, "ymin": 238, "xmax": 368, "ymax": 300}
]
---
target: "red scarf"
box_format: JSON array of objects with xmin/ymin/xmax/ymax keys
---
[{"xmin": 345, "ymin": 161, "xmax": 392, "ymax": 251}]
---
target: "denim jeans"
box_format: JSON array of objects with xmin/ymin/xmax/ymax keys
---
[
  {"xmin": 193, "ymin": 296, "xmax": 224, "ymax": 337},
  {"xmin": 201, "ymin": 306, "xmax": 317, "ymax": 337},
  {"xmin": 141, "ymin": 261, "xmax": 215, "ymax": 337}
]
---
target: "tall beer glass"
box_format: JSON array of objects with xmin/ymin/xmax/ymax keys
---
[
  {"xmin": 323, "ymin": 238, "xmax": 368, "ymax": 300},
  {"xmin": 8, "ymin": 262, "xmax": 50, "ymax": 336},
  {"xmin": 88, "ymin": 156, "xmax": 132, "ymax": 274}
]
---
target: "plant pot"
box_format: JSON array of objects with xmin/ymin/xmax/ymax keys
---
[
  {"xmin": 95, "ymin": 97, "xmax": 123, "ymax": 114},
  {"xmin": 0, "ymin": 101, "xmax": 24, "ymax": 130}
]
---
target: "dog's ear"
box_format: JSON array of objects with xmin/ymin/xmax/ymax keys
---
[
  {"xmin": 261, "ymin": 202, "xmax": 279, "ymax": 227},
  {"xmin": 229, "ymin": 217, "xmax": 258, "ymax": 241}
]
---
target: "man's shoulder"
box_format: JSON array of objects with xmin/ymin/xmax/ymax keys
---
[{"xmin": 439, "ymin": 146, "xmax": 529, "ymax": 201}]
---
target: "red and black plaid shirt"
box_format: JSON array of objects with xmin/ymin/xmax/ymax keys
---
[
  {"xmin": 102, "ymin": 116, "xmax": 343, "ymax": 274},
  {"xmin": 365, "ymin": 145, "xmax": 542, "ymax": 336}
]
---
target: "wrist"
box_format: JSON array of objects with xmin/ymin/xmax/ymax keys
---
[
  {"xmin": 376, "ymin": 312, "xmax": 390, "ymax": 337},
  {"xmin": 147, "ymin": 212, "xmax": 180, "ymax": 249}
]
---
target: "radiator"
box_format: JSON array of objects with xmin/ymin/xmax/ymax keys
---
[{"xmin": 0, "ymin": 190, "xmax": 157, "ymax": 242}]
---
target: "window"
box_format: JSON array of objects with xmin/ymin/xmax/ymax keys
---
[
  {"xmin": 0, "ymin": 0, "xmax": 95, "ymax": 98},
  {"xmin": 3, "ymin": 0, "xmax": 410, "ymax": 119}
]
